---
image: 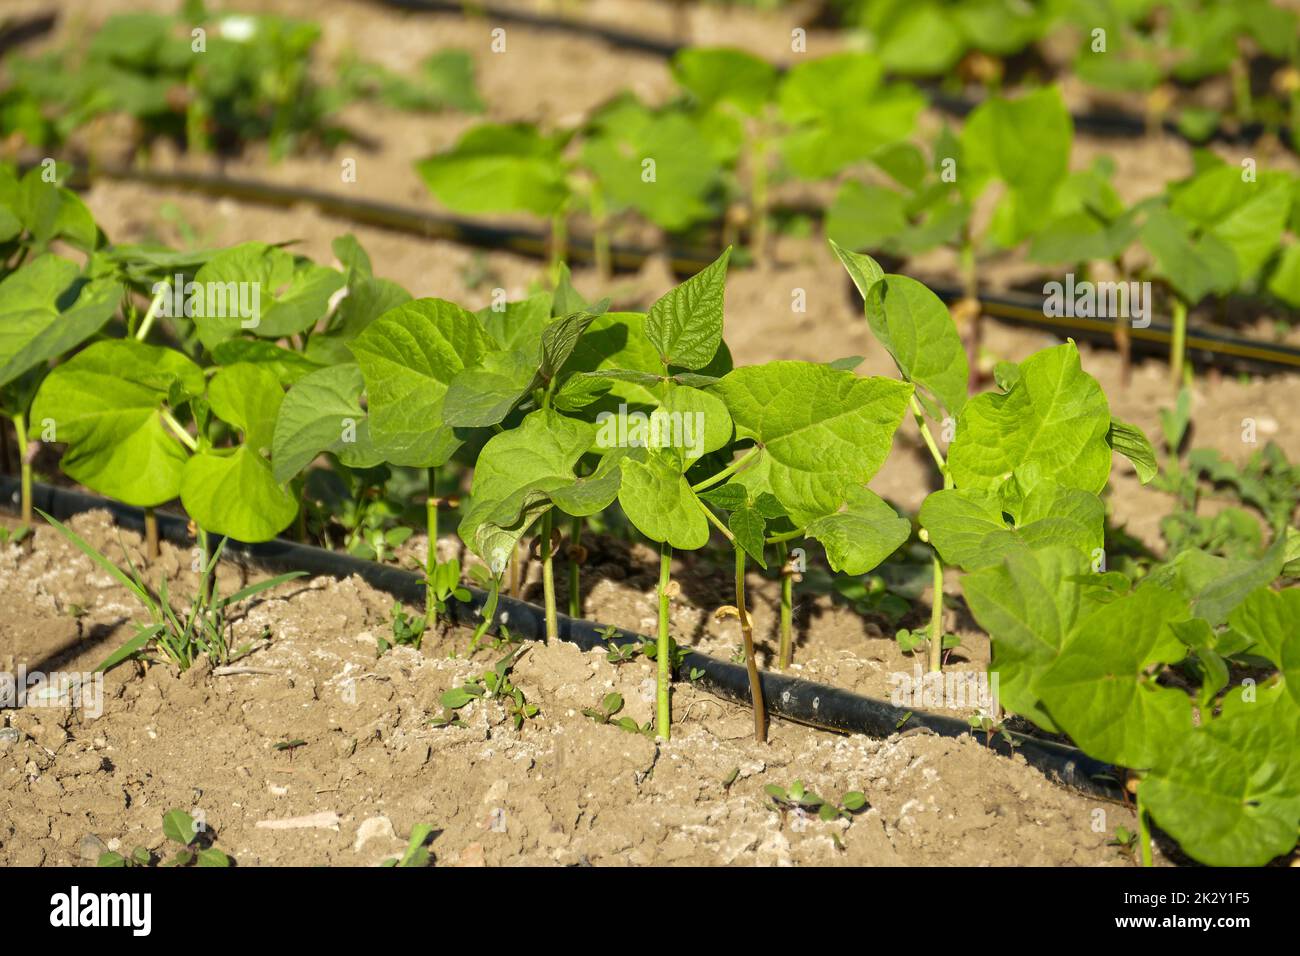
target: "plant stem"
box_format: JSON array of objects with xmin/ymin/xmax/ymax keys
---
[
  {"xmin": 426, "ymin": 467, "xmax": 438, "ymax": 623},
  {"xmin": 927, "ymin": 550, "xmax": 945, "ymax": 673},
  {"xmin": 750, "ymin": 129, "xmax": 769, "ymax": 266},
  {"xmin": 540, "ymin": 509, "xmax": 557, "ymax": 642},
  {"xmin": 735, "ymin": 546, "xmax": 768, "ymax": 743},
  {"xmin": 548, "ymin": 209, "xmax": 568, "ymax": 286},
  {"xmin": 656, "ymin": 540, "xmax": 672, "ymax": 740},
  {"xmin": 134, "ymin": 286, "xmax": 167, "ymax": 342},
  {"xmin": 590, "ymin": 181, "xmax": 611, "ymax": 280},
  {"xmin": 909, "ymin": 395, "xmax": 948, "ymax": 473},
  {"xmin": 1137, "ymin": 786, "xmax": 1153, "ymax": 867},
  {"xmin": 144, "ymin": 507, "xmax": 159, "ymax": 560},
  {"xmin": 160, "ymin": 409, "xmax": 198, "ymax": 452},
  {"xmin": 11, "ymin": 412, "xmax": 31, "ymax": 525},
  {"xmin": 691, "ymin": 445, "xmax": 761, "ymax": 493},
  {"xmin": 1170, "ymin": 296, "xmax": 1188, "ymax": 388},
  {"xmin": 509, "ymin": 545, "xmax": 521, "ymax": 598},
  {"xmin": 960, "ymin": 237, "xmax": 981, "ymax": 389},
  {"xmin": 197, "ymin": 527, "xmax": 211, "ymax": 608},
  {"xmin": 568, "ymin": 513, "xmax": 582, "ymax": 618},
  {"xmin": 775, "ymin": 540, "xmax": 793, "ymax": 670}
]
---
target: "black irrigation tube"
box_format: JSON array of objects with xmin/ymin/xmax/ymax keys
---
[
  {"xmin": 928, "ymin": 284, "xmax": 1300, "ymax": 374},
  {"xmin": 0, "ymin": 13, "xmax": 56, "ymax": 57},
  {"xmin": 2, "ymin": 476, "xmax": 1124, "ymax": 801},
  {"xmin": 370, "ymin": 0, "xmax": 1293, "ymax": 151},
  {"xmin": 79, "ymin": 164, "xmax": 1300, "ymax": 375},
  {"xmin": 79, "ymin": 165, "xmax": 721, "ymax": 276}
]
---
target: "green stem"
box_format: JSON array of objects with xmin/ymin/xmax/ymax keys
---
[
  {"xmin": 656, "ymin": 541, "xmax": 672, "ymax": 740},
  {"xmin": 750, "ymin": 131, "xmax": 769, "ymax": 265},
  {"xmin": 691, "ymin": 445, "xmax": 761, "ymax": 493},
  {"xmin": 590, "ymin": 181, "xmax": 611, "ymax": 280},
  {"xmin": 909, "ymin": 395, "xmax": 947, "ymax": 473},
  {"xmin": 134, "ymin": 286, "xmax": 167, "ymax": 342},
  {"xmin": 548, "ymin": 208, "xmax": 568, "ymax": 287},
  {"xmin": 144, "ymin": 507, "xmax": 160, "ymax": 560},
  {"xmin": 12, "ymin": 412, "xmax": 31, "ymax": 525},
  {"xmin": 927, "ymin": 549, "xmax": 945, "ymax": 673},
  {"xmin": 568, "ymin": 513, "xmax": 582, "ymax": 619},
  {"xmin": 698, "ymin": 498, "xmax": 735, "ymax": 542},
  {"xmin": 735, "ymin": 546, "xmax": 768, "ymax": 743},
  {"xmin": 1170, "ymin": 297, "xmax": 1188, "ymax": 388},
  {"xmin": 776, "ymin": 540, "xmax": 793, "ymax": 670},
  {"xmin": 1137, "ymin": 786, "xmax": 1153, "ymax": 867},
  {"xmin": 197, "ymin": 526, "xmax": 211, "ymax": 608},
  {"xmin": 540, "ymin": 509, "xmax": 557, "ymax": 642},
  {"xmin": 426, "ymin": 467, "xmax": 438, "ymax": 623},
  {"xmin": 160, "ymin": 409, "xmax": 198, "ymax": 452},
  {"xmin": 469, "ymin": 576, "xmax": 500, "ymax": 653},
  {"xmin": 764, "ymin": 527, "xmax": 804, "ymax": 545}
]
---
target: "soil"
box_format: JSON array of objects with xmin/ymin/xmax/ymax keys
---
[
  {"xmin": 0, "ymin": 510, "xmax": 1137, "ymax": 867},
  {"xmin": 3, "ymin": 0, "xmax": 1297, "ymax": 867}
]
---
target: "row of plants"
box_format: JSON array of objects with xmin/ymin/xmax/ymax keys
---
[
  {"xmin": 0, "ymin": 4, "xmax": 482, "ymax": 160},
  {"xmin": 423, "ymin": 61, "xmax": 1300, "ymax": 389},
  {"xmin": 6, "ymin": 7, "xmax": 1297, "ymax": 390},
  {"xmin": 1, "ymin": 163, "xmax": 1296, "ymax": 867}
]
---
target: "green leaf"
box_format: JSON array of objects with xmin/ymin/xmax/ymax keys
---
[
  {"xmin": 861, "ymin": 267, "xmax": 968, "ymax": 417},
  {"xmin": 477, "ymin": 292, "xmax": 552, "ymax": 353},
  {"xmin": 644, "ymin": 248, "xmax": 731, "ymax": 370},
  {"xmin": 443, "ymin": 349, "xmax": 536, "ymax": 428},
  {"xmin": 920, "ymin": 482, "xmax": 1104, "ymax": 572},
  {"xmin": 962, "ymin": 545, "xmax": 1099, "ymax": 731},
  {"xmin": 617, "ymin": 454, "xmax": 709, "ymax": 550},
  {"xmin": 828, "ymin": 239, "xmax": 884, "ymax": 300},
  {"xmin": 805, "ymin": 487, "xmax": 911, "ymax": 575},
  {"xmin": 947, "ymin": 343, "xmax": 1111, "ymax": 496},
  {"xmin": 582, "ymin": 102, "xmax": 722, "ymax": 231},
  {"xmin": 960, "ymin": 87, "xmax": 1072, "ymax": 242},
  {"xmin": 778, "ymin": 53, "xmax": 923, "ymax": 178},
  {"xmin": 331, "ymin": 233, "xmax": 372, "ymax": 278},
  {"xmin": 1107, "ymin": 417, "xmax": 1158, "ymax": 484},
  {"xmin": 673, "ymin": 47, "xmax": 777, "ymax": 115},
  {"xmin": 1225, "ymin": 586, "xmax": 1300, "ymax": 710},
  {"xmin": 1153, "ymin": 538, "xmax": 1289, "ymax": 627},
  {"xmin": 191, "ymin": 243, "xmax": 343, "ymax": 349},
  {"xmin": 181, "ymin": 446, "xmax": 298, "ymax": 542},
  {"xmin": 713, "ymin": 361, "xmax": 912, "ymax": 524},
  {"xmin": 539, "ymin": 300, "xmax": 611, "ymax": 384},
  {"xmin": 31, "ymin": 340, "xmax": 204, "ymax": 507},
  {"xmin": 162, "ymin": 810, "xmax": 198, "ymax": 846},
  {"xmin": 1037, "ymin": 584, "xmax": 1193, "ymax": 767},
  {"xmin": 1142, "ymin": 706, "xmax": 1300, "ymax": 866},
  {"xmin": 211, "ymin": 339, "xmax": 322, "ymax": 384},
  {"xmin": 416, "ymin": 123, "xmax": 568, "ymax": 216},
  {"xmin": 272, "ymin": 364, "xmax": 382, "ymax": 482},
  {"xmin": 458, "ymin": 409, "xmax": 602, "ymax": 562},
  {"xmin": 441, "ymin": 687, "xmax": 477, "ymax": 709},
  {"xmin": 728, "ymin": 504, "xmax": 767, "ymax": 567},
  {"xmin": 350, "ymin": 298, "xmax": 495, "ymax": 467},
  {"xmin": 208, "ymin": 363, "xmax": 284, "ymax": 452},
  {"xmin": 195, "ymin": 847, "xmax": 231, "ymax": 867},
  {"xmin": 841, "ymin": 791, "xmax": 868, "ymax": 812},
  {"xmin": 95, "ymin": 624, "xmax": 164, "ymax": 674},
  {"xmin": 0, "ymin": 256, "xmax": 121, "ymax": 388},
  {"xmin": 1140, "ymin": 206, "xmax": 1238, "ymax": 304}
]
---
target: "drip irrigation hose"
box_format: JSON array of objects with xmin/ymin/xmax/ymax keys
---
[
  {"xmin": 2, "ymin": 476, "xmax": 1124, "ymax": 802},
  {"xmin": 925, "ymin": 282, "xmax": 1300, "ymax": 374},
  {"xmin": 370, "ymin": 0, "xmax": 1293, "ymax": 152},
  {"xmin": 68, "ymin": 163, "xmax": 1300, "ymax": 375},
  {"xmin": 0, "ymin": 13, "xmax": 56, "ymax": 57},
  {"xmin": 73, "ymin": 165, "xmax": 720, "ymax": 277}
]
